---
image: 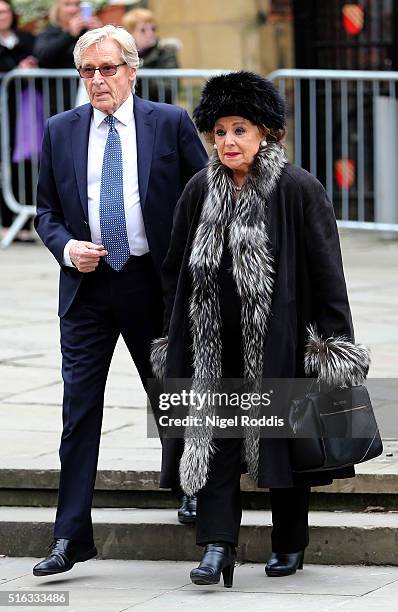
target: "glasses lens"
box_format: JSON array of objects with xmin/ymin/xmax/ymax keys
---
[
  {"xmin": 80, "ymin": 67, "xmax": 95, "ymax": 78},
  {"xmin": 79, "ymin": 64, "xmax": 122, "ymax": 78},
  {"xmin": 100, "ymin": 65, "xmax": 118, "ymax": 76}
]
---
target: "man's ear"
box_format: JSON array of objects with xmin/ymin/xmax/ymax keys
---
[{"xmin": 129, "ymin": 67, "xmax": 137, "ymax": 85}]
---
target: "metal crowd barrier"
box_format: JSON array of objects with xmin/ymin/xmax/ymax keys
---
[
  {"xmin": 2, "ymin": 68, "xmax": 398, "ymax": 248},
  {"xmin": 268, "ymin": 69, "xmax": 398, "ymax": 234},
  {"xmin": 0, "ymin": 68, "xmax": 223, "ymax": 248}
]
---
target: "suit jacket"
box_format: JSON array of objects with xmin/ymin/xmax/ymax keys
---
[{"xmin": 34, "ymin": 95, "xmax": 208, "ymax": 317}]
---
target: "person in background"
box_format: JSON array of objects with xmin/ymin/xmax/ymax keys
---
[
  {"xmin": 0, "ymin": 0, "xmax": 35, "ymax": 70},
  {"xmin": 0, "ymin": 0, "xmax": 37, "ymax": 240},
  {"xmin": 122, "ymin": 7, "xmax": 180, "ymax": 103},
  {"xmin": 34, "ymin": 0, "xmax": 102, "ymax": 69},
  {"xmin": 34, "ymin": 0, "xmax": 103, "ymax": 115}
]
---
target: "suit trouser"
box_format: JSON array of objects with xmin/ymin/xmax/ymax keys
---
[
  {"xmin": 196, "ymin": 438, "xmax": 310, "ymax": 552},
  {"xmin": 55, "ymin": 254, "xmax": 162, "ymax": 544}
]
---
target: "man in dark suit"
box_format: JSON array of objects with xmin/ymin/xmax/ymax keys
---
[{"xmin": 33, "ymin": 24, "xmax": 207, "ymax": 576}]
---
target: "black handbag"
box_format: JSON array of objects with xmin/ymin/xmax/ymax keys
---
[{"xmin": 288, "ymin": 384, "xmax": 383, "ymax": 472}]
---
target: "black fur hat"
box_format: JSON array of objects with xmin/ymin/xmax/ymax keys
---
[{"xmin": 193, "ymin": 71, "xmax": 286, "ymax": 133}]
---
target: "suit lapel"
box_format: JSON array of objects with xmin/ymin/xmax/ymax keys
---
[
  {"xmin": 134, "ymin": 95, "xmax": 156, "ymax": 210},
  {"xmin": 71, "ymin": 104, "xmax": 92, "ymax": 220}
]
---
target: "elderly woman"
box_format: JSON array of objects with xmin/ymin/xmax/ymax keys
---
[{"xmin": 151, "ymin": 72, "xmax": 370, "ymax": 587}]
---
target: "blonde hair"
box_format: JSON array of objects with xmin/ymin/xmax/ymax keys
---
[
  {"xmin": 73, "ymin": 24, "xmax": 140, "ymax": 70},
  {"xmin": 122, "ymin": 8, "xmax": 156, "ymax": 33},
  {"xmin": 49, "ymin": 0, "xmax": 65, "ymax": 25}
]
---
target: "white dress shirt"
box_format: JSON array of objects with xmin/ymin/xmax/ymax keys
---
[{"xmin": 63, "ymin": 94, "xmax": 149, "ymax": 266}]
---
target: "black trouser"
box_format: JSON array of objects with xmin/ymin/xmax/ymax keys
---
[
  {"xmin": 55, "ymin": 254, "xmax": 163, "ymax": 544},
  {"xmin": 196, "ymin": 438, "xmax": 310, "ymax": 552}
]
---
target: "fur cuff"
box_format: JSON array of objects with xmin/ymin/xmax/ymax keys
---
[
  {"xmin": 304, "ymin": 324, "xmax": 370, "ymax": 386},
  {"xmin": 150, "ymin": 336, "xmax": 168, "ymax": 380},
  {"xmin": 180, "ymin": 439, "xmax": 214, "ymax": 497}
]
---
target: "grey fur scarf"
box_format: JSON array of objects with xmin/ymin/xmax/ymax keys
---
[{"xmin": 179, "ymin": 143, "xmax": 287, "ymax": 496}]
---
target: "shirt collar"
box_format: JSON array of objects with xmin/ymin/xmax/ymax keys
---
[{"xmin": 93, "ymin": 94, "xmax": 134, "ymax": 128}]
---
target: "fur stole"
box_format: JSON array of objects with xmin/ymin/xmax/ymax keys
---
[{"xmin": 179, "ymin": 143, "xmax": 287, "ymax": 495}]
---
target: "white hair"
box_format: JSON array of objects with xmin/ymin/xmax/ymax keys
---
[{"xmin": 73, "ymin": 25, "xmax": 140, "ymax": 70}]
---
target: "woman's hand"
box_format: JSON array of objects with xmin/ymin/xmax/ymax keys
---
[
  {"xmin": 18, "ymin": 56, "xmax": 38, "ymax": 69},
  {"xmin": 86, "ymin": 16, "xmax": 103, "ymax": 30},
  {"xmin": 67, "ymin": 14, "xmax": 86, "ymax": 37}
]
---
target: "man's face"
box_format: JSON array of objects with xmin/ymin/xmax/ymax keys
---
[{"xmin": 81, "ymin": 39, "xmax": 136, "ymax": 115}]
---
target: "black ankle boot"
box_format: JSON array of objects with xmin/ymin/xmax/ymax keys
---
[
  {"xmin": 190, "ymin": 542, "xmax": 236, "ymax": 588},
  {"xmin": 177, "ymin": 494, "xmax": 197, "ymax": 524},
  {"xmin": 265, "ymin": 550, "xmax": 304, "ymax": 577}
]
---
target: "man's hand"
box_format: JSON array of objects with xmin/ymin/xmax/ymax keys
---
[{"xmin": 70, "ymin": 241, "xmax": 107, "ymax": 273}]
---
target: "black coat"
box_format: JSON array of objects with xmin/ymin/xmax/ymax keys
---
[
  {"xmin": 34, "ymin": 24, "xmax": 82, "ymax": 68},
  {"xmin": 136, "ymin": 40, "xmax": 179, "ymax": 103},
  {"xmin": 0, "ymin": 30, "xmax": 35, "ymax": 72},
  {"xmin": 33, "ymin": 24, "xmax": 86, "ymax": 113},
  {"xmin": 154, "ymin": 157, "xmax": 367, "ymax": 491}
]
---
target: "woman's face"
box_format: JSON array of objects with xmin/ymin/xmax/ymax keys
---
[
  {"xmin": 58, "ymin": 0, "xmax": 80, "ymax": 25},
  {"xmin": 0, "ymin": 1, "xmax": 13, "ymax": 33},
  {"xmin": 132, "ymin": 21, "xmax": 157, "ymax": 51},
  {"xmin": 214, "ymin": 116, "xmax": 263, "ymax": 177}
]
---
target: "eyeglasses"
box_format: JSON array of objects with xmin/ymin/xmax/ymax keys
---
[{"xmin": 78, "ymin": 63, "xmax": 127, "ymax": 79}]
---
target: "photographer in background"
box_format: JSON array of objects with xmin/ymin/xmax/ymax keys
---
[{"xmin": 34, "ymin": 0, "xmax": 102, "ymax": 69}]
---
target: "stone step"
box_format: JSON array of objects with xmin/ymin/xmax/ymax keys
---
[
  {"xmin": 1, "ymin": 507, "xmax": 397, "ymax": 565},
  {"xmin": 1, "ymin": 469, "xmax": 398, "ymax": 511}
]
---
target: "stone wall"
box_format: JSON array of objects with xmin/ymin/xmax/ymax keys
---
[{"xmin": 148, "ymin": 0, "xmax": 294, "ymax": 75}]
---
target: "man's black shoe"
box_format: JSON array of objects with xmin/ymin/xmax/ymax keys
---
[
  {"xmin": 178, "ymin": 494, "xmax": 197, "ymax": 524},
  {"xmin": 33, "ymin": 538, "xmax": 97, "ymax": 576}
]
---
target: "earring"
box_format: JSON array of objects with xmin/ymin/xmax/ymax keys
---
[
  {"xmin": 261, "ymin": 140, "xmax": 267, "ymax": 147},
  {"xmin": 213, "ymin": 143, "xmax": 217, "ymax": 149}
]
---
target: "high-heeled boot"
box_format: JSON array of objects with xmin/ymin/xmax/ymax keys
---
[
  {"xmin": 190, "ymin": 542, "xmax": 236, "ymax": 588},
  {"xmin": 265, "ymin": 550, "xmax": 304, "ymax": 577}
]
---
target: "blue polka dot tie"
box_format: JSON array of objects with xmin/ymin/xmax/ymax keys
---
[{"xmin": 99, "ymin": 114, "xmax": 130, "ymax": 271}]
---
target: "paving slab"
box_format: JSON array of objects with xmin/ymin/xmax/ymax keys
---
[{"xmin": 2, "ymin": 559, "xmax": 398, "ymax": 612}]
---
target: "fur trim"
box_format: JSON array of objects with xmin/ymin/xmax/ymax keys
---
[
  {"xmin": 150, "ymin": 336, "xmax": 168, "ymax": 380},
  {"xmin": 193, "ymin": 71, "xmax": 286, "ymax": 133},
  {"xmin": 304, "ymin": 324, "xmax": 370, "ymax": 386},
  {"xmin": 179, "ymin": 142, "xmax": 287, "ymax": 496}
]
